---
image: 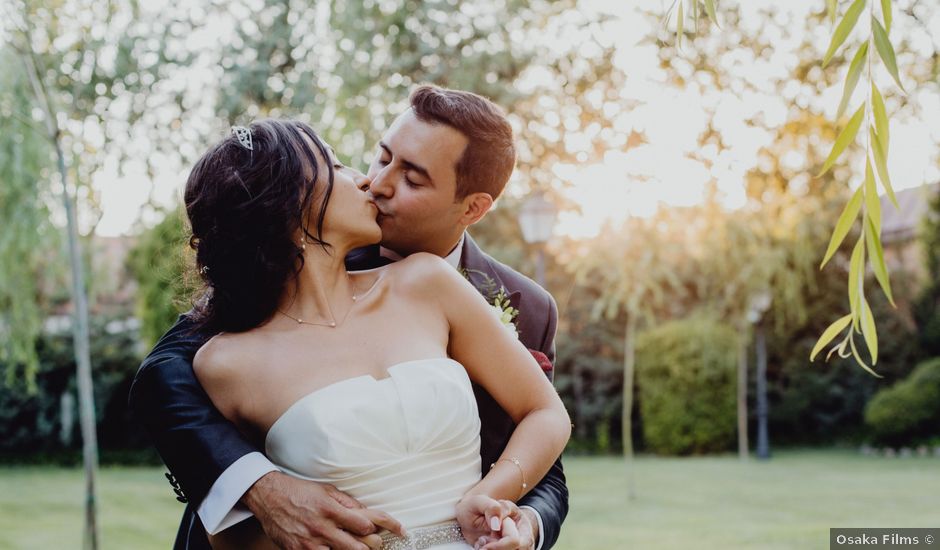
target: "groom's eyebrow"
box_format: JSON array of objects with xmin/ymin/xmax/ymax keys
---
[{"xmin": 379, "ymin": 142, "xmax": 432, "ymax": 183}]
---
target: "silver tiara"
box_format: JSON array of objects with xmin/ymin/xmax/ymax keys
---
[{"xmin": 231, "ymin": 125, "xmax": 253, "ymax": 151}]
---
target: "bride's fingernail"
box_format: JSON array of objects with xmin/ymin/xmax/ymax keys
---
[{"xmin": 490, "ymin": 517, "xmax": 501, "ymax": 531}]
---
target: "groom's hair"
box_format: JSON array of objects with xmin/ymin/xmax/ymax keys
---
[{"xmin": 409, "ymin": 85, "xmax": 515, "ymax": 200}]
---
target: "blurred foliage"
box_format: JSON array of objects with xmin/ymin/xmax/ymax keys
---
[
  {"xmin": 763, "ymin": 257, "xmax": 921, "ymax": 445},
  {"xmin": 635, "ymin": 315, "xmax": 738, "ymax": 455},
  {"xmin": 126, "ymin": 209, "xmax": 196, "ymax": 348},
  {"xmin": 0, "ymin": 48, "xmax": 57, "ymax": 387},
  {"xmin": 566, "ymin": 209, "xmax": 694, "ymax": 459},
  {"xmin": 210, "ymin": 0, "xmax": 617, "ymax": 192},
  {"xmin": 0, "ymin": 317, "xmax": 148, "ymax": 456},
  {"xmin": 864, "ymin": 358, "xmax": 940, "ymax": 445},
  {"xmin": 0, "ymin": 0, "xmax": 204, "ymax": 387},
  {"xmin": 3, "ymin": 0, "xmax": 203, "ymax": 221},
  {"xmin": 553, "ymin": 279, "xmax": 630, "ymax": 454},
  {"xmin": 654, "ymin": 0, "xmax": 933, "ymax": 374}
]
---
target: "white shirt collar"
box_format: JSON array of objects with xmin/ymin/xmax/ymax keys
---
[{"xmin": 380, "ymin": 233, "xmax": 465, "ymax": 269}]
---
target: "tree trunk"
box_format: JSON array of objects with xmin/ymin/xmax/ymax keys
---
[
  {"xmin": 60, "ymin": 137, "xmax": 100, "ymax": 550},
  {"xmin": 737, "ymin": 322, "xmax": 749, "ymax": 460},
  {"xmin": 22, "ymin": 48, "xmax": 99, "ymax": 550},
  {"xmin": 622, "ymin": 312, "xmax": 637, "ymax": 500},
  {"xmin": 755, "ymin": 324, "xmax": 771, "ymax": 460}
]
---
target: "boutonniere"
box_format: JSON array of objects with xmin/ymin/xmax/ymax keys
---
[
  {"xmin": 460, "ymin": 268, "xmax": 519, "ymax": 339},
  {"xmin": 491, "ymin": 288, "xmax": 520, "ymax": 339}
]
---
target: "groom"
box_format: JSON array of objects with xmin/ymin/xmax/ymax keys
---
[{"xmin": 130, "ymin": 85, "xmax": 568, "ymax": 550}]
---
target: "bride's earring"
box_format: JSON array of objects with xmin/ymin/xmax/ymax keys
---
[{"xmin": 301, "ymin": 238, "xmax": 306, "ymax": 251}]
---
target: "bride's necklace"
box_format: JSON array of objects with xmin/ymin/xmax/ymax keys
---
[{"xmin": 278, "ymin": 275, "xmax": 380, "ymax": 328}]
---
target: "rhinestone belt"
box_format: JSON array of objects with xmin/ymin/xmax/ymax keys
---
[{"xmin": 380, "ymin": 521, "xmax": 465, "ymax": 550}]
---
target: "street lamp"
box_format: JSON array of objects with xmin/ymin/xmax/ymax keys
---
[
  {"xmin": 748, "ymin": 290, "xmax": 773, "ymax": 461},
  {"xmin": 518, "ymin": 193, "xmax": 558, "ymax": 287}
]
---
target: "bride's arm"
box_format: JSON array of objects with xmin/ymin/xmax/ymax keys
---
[{"xmin": 408, "ymin": 254, "xmax": 571, "ymax": 503}]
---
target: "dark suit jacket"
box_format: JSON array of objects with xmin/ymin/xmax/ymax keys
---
[{"xmin": 129, "ymin": 232, "xmax": 568, "ymax": 549}]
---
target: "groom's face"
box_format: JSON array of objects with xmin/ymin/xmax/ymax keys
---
[{"xmin": 366, "ymin": 110, "xmax": 470, "ymax": 257}]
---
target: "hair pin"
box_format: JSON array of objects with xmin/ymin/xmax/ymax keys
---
[{"xmin": 231, "ymin": 126, "xmax": 253, "ymax": 151}]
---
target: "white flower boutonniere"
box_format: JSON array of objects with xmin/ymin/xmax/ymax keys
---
[
  {"xmin": 490, "ymin": 288, "xmax": 520, "ymax": 339},
  {"xmin": 460, "ymin": 268, "xmax": 520, "ymax": 339}
]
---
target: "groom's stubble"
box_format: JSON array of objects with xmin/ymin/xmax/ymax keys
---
[{"xmin": 366, "ymin": 109, "xmax": 473, "ymax": 258}]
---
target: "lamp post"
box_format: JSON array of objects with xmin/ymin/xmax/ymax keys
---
[
  {"xmin": 518, "ymin": 193, "xmax": 558, "ymax": 287},
  {"xmin": 747, "ymin": 290, "xmax": 773, "ymax": 461}
]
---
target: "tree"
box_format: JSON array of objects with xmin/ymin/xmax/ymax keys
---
[
  {"xmin": 694, "ymin": 187, "xmax": 827, "ymax": 458},
  {"xmin": 2, "ymin": 1, "xmax": 200, "ymax": 546},
  {"xmin": 127, "ymin": 209, "xmax": 195, "ymax": 348},
  {"xmin": 568, "ymin": 211, "xmax": 691, "ymax": 497},
  {"xmin": 16, "ymin": 29, "xmax": 102, "ymax": 549},
  {"xmin": 0, "ymin": 48, "xmax": 56, "ymax": 389},
  {"xmin": 208, "ymin": 0, "xmax": 618, "ymax": 199}
]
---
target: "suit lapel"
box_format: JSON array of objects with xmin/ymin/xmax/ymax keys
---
[{"xmin": 459, "ymin": 233, "xmax": 507, "ymax": 298}]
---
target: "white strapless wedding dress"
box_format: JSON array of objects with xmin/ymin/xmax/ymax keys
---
[{"xmin": 265, "ymin": 358, "xmax": 481, "ymax": 549}]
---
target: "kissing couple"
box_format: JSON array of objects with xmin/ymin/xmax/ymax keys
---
[{"xmin": 130, "ymin": 85, "xmax": 571, "ymax": 550}]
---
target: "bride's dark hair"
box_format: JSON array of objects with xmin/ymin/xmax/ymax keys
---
[{"xmin": 184, "ymin": 119, "xmax": 334, "ymax": 334}]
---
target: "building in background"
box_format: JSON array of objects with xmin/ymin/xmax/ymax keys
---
[{"xmin": 878, "ymin": 182, "xmax": 939, "ymax": 327}]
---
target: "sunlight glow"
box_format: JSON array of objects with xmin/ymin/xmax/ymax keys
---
[{"xmin": 88, "ymin": 0, "xmax": 940, "ymax": 239}]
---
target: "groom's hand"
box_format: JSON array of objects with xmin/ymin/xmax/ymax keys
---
[{"xmin": 243, "ymin": 471, "xmax": 404, "ymax": 550}]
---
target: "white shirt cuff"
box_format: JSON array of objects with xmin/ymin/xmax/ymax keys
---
[
  {"xmin": 519, "ymin": 505, "xmax": 545, "ymax": 550},
  {"xmin": 197, "ymin": 452, "xmax": 279, "ymax": 535}
]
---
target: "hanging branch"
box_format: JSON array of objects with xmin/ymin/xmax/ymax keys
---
[
  {"xmin": 811, "ymin": 0, "xmax": 903, "ymax": 377},
  {"xmin": 664, "ymin": 0, "xmax": 907, "ymax": 376}
]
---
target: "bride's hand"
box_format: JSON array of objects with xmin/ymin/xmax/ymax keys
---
[
  {"xmin": 472, "ymin": 516, "xmax": 536, "ymax": 550},
  {"xmin": 456, "ymin": 495, "xmax": 529, "ymax": 548}
]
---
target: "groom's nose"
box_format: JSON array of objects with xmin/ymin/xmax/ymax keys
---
[{"xmin": 369, "ymin": 166, "xmax": 394, "ymax": 198}]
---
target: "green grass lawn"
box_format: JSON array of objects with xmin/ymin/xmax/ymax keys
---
[{"xmin": 1, "ymin": 450, "xmax": 937, "ymax": 549}]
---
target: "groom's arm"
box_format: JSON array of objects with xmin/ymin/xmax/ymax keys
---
[
  {"xmin": 129, "ymin": 314, "xmax": 384, "ymax": 547},
  {"xmin": 517, "ymin": 292, "xmax": 568, "ymax": 550},
  {"xmin": 128, "ymin": 314, "xmax": 277, "ymax": 532}
]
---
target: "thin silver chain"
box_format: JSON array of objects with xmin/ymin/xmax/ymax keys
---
[{"xmin": 277, "ymin": 274, "xmax": 380, "ymax": 328}]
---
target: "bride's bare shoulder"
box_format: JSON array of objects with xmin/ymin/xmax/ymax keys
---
[
  {"xmin": 193, "ymin": 331, "xmax": 257, "ymax": 387},
  {"xmin": 192, "ymin": 330, "xmax": 267, "ymax": 426},
  {"xmin": 385, "ymin": 254, "xmax": 478, "ymax": 313},
  {"xmin": 389, "ymin": 252, "xmax": 457, "ymax": 288}
]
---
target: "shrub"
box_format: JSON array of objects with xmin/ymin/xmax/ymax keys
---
[
  {"xmin": 636, "ymin": 316, "xmax": 738, "ymax": 455},
  {"xmin": 0, "ymin": 317, "xmax": 151, "ymax": 457},
  {"xmin": 864, "ymin": 358, "xmax": 940, "ymax": 446}
]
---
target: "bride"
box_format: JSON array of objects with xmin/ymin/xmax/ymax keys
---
[{"xmin": 185, "ymin": 119, "xmax": 571, "ymax": 549}]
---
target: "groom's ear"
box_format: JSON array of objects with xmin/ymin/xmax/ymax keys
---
[{"xmin": 457, "ymin": 192, "xmax": 494, "ymax": 226}]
